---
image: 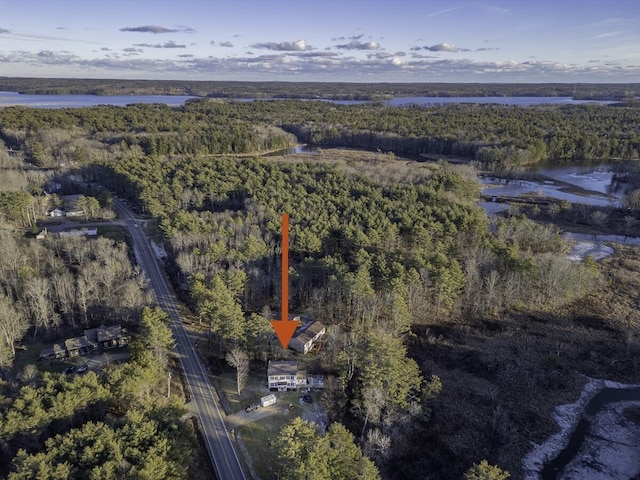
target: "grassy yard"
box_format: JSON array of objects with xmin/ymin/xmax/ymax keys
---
[
  {"xmin": 238, "ymin": 409, "xmax": 300, "ymax": 480},
  {"xmin": 97, "ymin": 225, "xmax": 126, "ymax": 242},
  {"xmin": 12, "ymin": 341, "xmax": 87, "ymax": 377},
  {"xmin": 216, "ymin": 370, "xmax": 323, "ymax": 480}
]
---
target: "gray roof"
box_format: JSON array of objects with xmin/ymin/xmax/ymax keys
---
[
  {"xmin": 267, "ymin": 360, "xmax": 298, "ymax": 377},
  {"xmin": 85, "ymin": 324, "xmax": 123, "ymax": 343},
  {"xmin": 39, "ymin": 343, "xmax": 66, "ymax": 358},
  {"xmin": 64, "ymin": 336, "xmax": 95, "ymax": 351},
  {"xmin": 293, "ymin": 321, "xmax": 326, "ymax": 346}
]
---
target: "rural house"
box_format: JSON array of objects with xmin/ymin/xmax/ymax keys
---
[
  {"xmin": 290, "ymin": 320, "xmax": 326, "ymax": 354},
  {"xmin": 84, "ymin": 324, "xmax": 128, "ymax": 349},
  {"xmin": 64, "ymin": 336, "xmax": 96, "ymax": 357},
  {"xmin": 39, "ymin": 325, "xmax": 128, "ymax": 361},
  {"xmin": 267, "ymin": 360, "xmax": 308, "ymax": 391}
]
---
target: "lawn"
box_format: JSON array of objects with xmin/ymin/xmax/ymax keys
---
[
  {"xmin": 237, "ymin": 402, "xmax": 303, "ymax": 480},
  {"xmin": 216, "ymin": 371, "xmax": 322, "ymax": 479},
  {"xmin": 12, "ymin": 342, "xmax": 85, "ymax": 377},
  {"xmin": 97, "ymin": 225, "xmax": 126, "ymax": 242}
]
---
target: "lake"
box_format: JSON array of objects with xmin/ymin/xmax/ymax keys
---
[
  {"xmin": 0, "ymin": 91, "xmax": 616, "ymax": 109},
  {"xmin": 0, "ymin": 91, "xmax": 197, "ymax": 108}
]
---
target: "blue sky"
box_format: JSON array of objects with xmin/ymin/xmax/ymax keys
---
[{"xmin": 0, "ymin": 0, "xmax": 638, "ymax": 82}]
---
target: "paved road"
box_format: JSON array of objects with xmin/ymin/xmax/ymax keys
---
[{"xmin": 113, "ymin": 199, "xmax": 246, "ymax": 480}]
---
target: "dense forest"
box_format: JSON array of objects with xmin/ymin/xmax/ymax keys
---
[
  {"xmin": 0, "ymin": 94, "xmax": 639, "ymax": 479},
  {"xmin": 1, "ymin": 77, "xmax": 638, "ymax": 100},
  {"xmin": 1, "ymin": 99, "xmax": 639, "ymax": 172},
  {"xmin": 0, "ymin": 307, "xmax": 199, "ymax": 479}
]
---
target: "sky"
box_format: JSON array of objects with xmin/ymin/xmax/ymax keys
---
[{"xmin": 0, "ymin": 0, "xmax": 639, "ymax": 83}]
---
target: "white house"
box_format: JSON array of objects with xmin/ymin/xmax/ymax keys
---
[
  {"xmin": 268, "ymin": 360, "xmax": 307, "ymax": 391},
  {"xmin": 49, "ymin": 208, "xmax": 65, "ymax": 217},
  {"xmin": 290, "ymin": 321, "xmax": 326, "ymax": 354}
]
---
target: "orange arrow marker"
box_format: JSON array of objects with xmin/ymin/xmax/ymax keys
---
[{"xmin": 270, "ymin": 213, "xmax": 299, "ymax": 349}]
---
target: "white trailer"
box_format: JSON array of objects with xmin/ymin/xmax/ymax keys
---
[{"xmin": 260, "ymin": 393, "xmax": 277, "ymax": 407}]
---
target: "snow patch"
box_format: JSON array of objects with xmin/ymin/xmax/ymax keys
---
[
  {"xmin": 523, "ymin": 378, "xmax": 640, "ymax": 480},
  {"xmin": 565, "ymin": 240, "xmax": 614, "ymax": 262}
]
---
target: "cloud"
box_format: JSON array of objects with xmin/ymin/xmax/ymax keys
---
[
  {"xmin": 0, "ymin": 31, "xmax": 102, "ymax": 44},
  {"xmin": 475, "ymin": 47, "xmax": 499, "ymax": 52},
  {"xmin": 56, "ymin": 27, "xmax": 68, "ymax": 31},
  {"xmin": 2, "ymin": 47, "xmax": 639, "ymax": 83},
  {"xmin": 426, "ymin": 6, "xmax": 466, "ymax": 18},
  {"xmin": 120, "ymin": 25, "xmax": 194, "ymax": 34},
  {"xmin": 411, "ymin": 53, "xmax": 438, "ymax": 59},
  {"xmin": 250, "ymin": 40, "xmax": 308, "ymax": 51},
  {"xmin": 133, "ymin": 41, "xmax": 186, "ymax": 49},
  {"xmin": 335, "ymin": 40, "xmax": 379, "ymax": 50},
  {"xmin": 331, "ymin": 34, "xmax": 365, "ymax": 41},
  {"xmin": 594, "ymin": 31, "xmax": 623, "ymax": 39},
  {"xmin": 178, "ymin": 54, "xmax": 194, "ymax": 58},
  {"xmin": 219, "ymin": 41, "xmax": 234, "ymax": 48},
  {"xmin": 101, "ymin": 47, "xmax": 111, "ymax": 51},
  {"xmin": 425, "ymin": 43, "xmax": 460, "ymax": 52}
]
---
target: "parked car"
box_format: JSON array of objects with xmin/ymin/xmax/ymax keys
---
[
  {"xmin": 302, "ymin": 394, "xmax": 313, "ymax": 404},
  {"xmin": 244, "ymin": 403, "xmax": 260, "ymax": 413},
  {"xmin": 76, "ymin": 364, "xmax": 88, "ymax": 374}
]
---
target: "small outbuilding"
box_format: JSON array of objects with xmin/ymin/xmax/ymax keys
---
[{"xmin": 260, "ymin": 393, "xmax": 277, "ymax": 407}]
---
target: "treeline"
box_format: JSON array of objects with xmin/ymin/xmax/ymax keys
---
[
  {"xmin": 0, "ymin": 104, "xmax": 296, "ymax": 166},
  {"xmin": 0, "ymin": 307, "xmax": 196, "ymax": 479},
  {"xmin": 2, "ymin": 100, "xmax": 638, "ymax": 172},
  {"xmin": 1, "ymin": 77, "xmax": 637, "ymax": 100}
]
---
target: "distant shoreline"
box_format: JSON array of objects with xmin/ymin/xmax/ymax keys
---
[{"xmin": 0, "ymin": 77, "xmax": 636, "ymax": 102}]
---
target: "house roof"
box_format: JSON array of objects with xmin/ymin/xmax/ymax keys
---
[
  {"xmin": 64, "ymin": 336, "xmax": 95, "ymax": 351},
  {"xmin": 267, "ymin": 360, "xmax": 298, "ymax": 377},
  {"xmin": 85, "ymin": 324, "xmax": 124, "ymax": 343},
  {"xmin": 292, "ymin": 321, "xmax": 326, "ymax": 347},
  {"xmin": 39, "ymin": 343, "xmax": 66, "ymax": 358}
]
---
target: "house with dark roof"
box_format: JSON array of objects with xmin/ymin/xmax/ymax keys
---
[
  {"xmin": 39, "ymin": 325, "xmax": 128, "ymax": 361},
  {"xmin": 290, "ymin": 320, "xmax": 326, "ymax": 354},
  {"xmin": 38, "ymin": 343, "xmax": 67, "ymax": 361},
  {"xmin": 64, "ymin": 336, "xmax": 96, "ymax": 357},
  {"xmin": 84, "ymin": 324, "xmax": 128, "ymax": 349}
]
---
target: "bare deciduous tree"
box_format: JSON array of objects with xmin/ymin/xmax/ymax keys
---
[
  {"xmin": 226, "ymin": 348, "xmax": 250, "ymax": 396},
  {"xmin": 0, "ymin": 294, "xmax": 28, "ymax": 369},
  {"xmin": 24, "ymin": 277, "xmax": 55, "ymax": 336}
]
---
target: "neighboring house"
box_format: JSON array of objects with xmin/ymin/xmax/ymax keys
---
[
  {"xmin": 38, "ymin": 343, "xmax": 67, "ymax": 361},
  {"xmin": 49, "ymin": 208, "xmax": 65, "ymax": 217},
  {"xmin": 39, "ymin": 325, "xmax": 128, "ymax": 361},
  {"xmin": 268, "ymin": 360, "xmax": 307, "ymax": 391},
  {"xmin": 64, "ymin": 336, "xmax": 96, "ymax": 357},
  {"xmin": 84, "ymin": 324, "xmax": 128, "ymax": 349},
  {"xmin": 290, "ymin": 320, "xmax": 326, "ymax": 354}
]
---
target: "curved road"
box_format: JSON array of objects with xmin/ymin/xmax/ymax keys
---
[{"xmin": 113, "ymin": 199, "xmax": 246, "ymax": 480}]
